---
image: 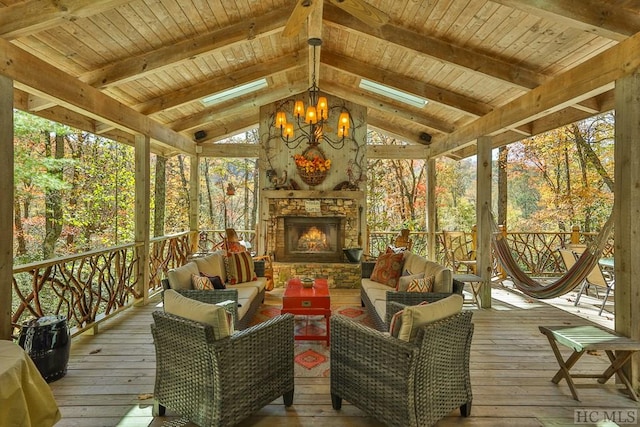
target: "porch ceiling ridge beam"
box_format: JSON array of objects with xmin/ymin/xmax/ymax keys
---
[
  {"xmin": 323, "ymin": 3, "xmax": 545, "ymax": 90},
  {"xmin": 320, "ymin": 79, "xmax": 455, "ymax": 134},
  {"xmin": 0, "ymin": 0, "xmax": 132, "ymax": 40},
  {"xmin": 430, "ymin": 29, "xmax": 639, "ymax": 158},
  {"xmin": 171, "ymin": 81, "xmax": 308, "ymax": 132},
  {"xmin": 321, "ymin": 50, "xmax": 491, "ymax": 118},
  {"xmin": 137, "ymin": 51, "xmax": 306, "ymax": 115},
  {"xmin": 0, "ymin": 38, "xmax": 195, "ymax": 155},
  {"xmin": 79, "ymin": 6, "xmax": 293, "ymax": 89},
  {"xmin": 491, "ymin": 0, "xmax": 640, "ymax": 42}
]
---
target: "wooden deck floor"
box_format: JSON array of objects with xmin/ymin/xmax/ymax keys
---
[{"xmin": 48, "ymin": 286, "xmax": 640, "ymax": 427}]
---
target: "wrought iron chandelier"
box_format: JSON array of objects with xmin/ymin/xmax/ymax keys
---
[{"xmin": 274, "ymin": 38, "xmax": 351, "ymax": 149}]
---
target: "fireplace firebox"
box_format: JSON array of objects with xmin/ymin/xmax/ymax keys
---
[{"xmin": 277, "ymin": 216, "xmax": 344, "ymax": 262}]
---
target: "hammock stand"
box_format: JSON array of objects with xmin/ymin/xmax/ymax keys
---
[{"xmin": 490, "ymin": 212, "xmax": 614, "ymax": 299}]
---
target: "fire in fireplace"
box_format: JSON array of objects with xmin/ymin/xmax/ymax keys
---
[{"xmin": 277, "ymin": 216, "xmax": 344, "ymax": 262}]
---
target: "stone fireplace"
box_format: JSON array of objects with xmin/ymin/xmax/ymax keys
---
[{"xmin": 259, "ymin": 190, "xmax": 365, "ymax": 288}]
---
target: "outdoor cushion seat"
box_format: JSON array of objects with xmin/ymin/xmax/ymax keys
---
[
  {"xmin": 330, "ymin": 295, "xmax": 473, "ymax": 427},
  {"xmin": 152, "ymin": 290, "xmax": 295, "ymax": 427}
]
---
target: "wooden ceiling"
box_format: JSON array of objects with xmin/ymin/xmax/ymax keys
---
[{"xmin": 1, "ymin": 0, "xmax": 640, "ymax": 159}]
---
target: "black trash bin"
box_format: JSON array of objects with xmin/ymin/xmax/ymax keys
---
[{"xmin": 18, "ymin": 315, "xmax": 71, "ymax": 382}]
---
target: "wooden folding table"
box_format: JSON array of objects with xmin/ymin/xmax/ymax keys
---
[{"xmin": 539, "ymin": 325, "xmax": 640, "ymax": 401}]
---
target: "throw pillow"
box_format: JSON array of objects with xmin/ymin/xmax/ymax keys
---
[
  {"xmin": 407, "ymin": 275, "xmax": 435, "ymax": 292},
  {"xmin": 201, "ymin": 273, "xmax": 226, "ymax": 289},
  {"xmin": 194, "ymin": 251, "xmax": 227, "ymax": 283},
  {"xmin": 370, "ymin": 252, "xmax": 404, "ymax": 288},
  {"xmin": 191, "ymin": 273, "xmax": 213, "ymax": 290},
  {"xmin": 389, "ymin": 301, "xmax": 428, "ymax": 338},
  {"xmin": 227, "ymin": 251, "xmax": 257, "ymax": 285},
  {"xmin": 397, "ymin": 273, "xmax": 425, "ymax": 291},
  {"xmin": 396, "ymin": 294, "xmax": 463, "ymax": 341},
  {"xmin": 163, "ymin": 289, "xmax": 232, "ymax": 340}
]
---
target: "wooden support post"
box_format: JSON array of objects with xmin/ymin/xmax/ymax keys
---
[
  {"xmin": 0, "ymin": 75, "xmax": 13, "ymax": 340},
  {"xmin": 189, "ymin": 154, "xmax": 199, "ymax": 253},
  {"xmin": 135, "ymin": 134, "xmax": 151, "ymax": 305},
  {"xmin": 426, "ymin": 158, "xmax": 437, "ymax": 260},
  {"xmin": 614, "ymin": 71, "xmax": 640, "ymax": 391},
  {"xmin": 477, "ymin": 136, "xmax": 492, "ymax": 308}
]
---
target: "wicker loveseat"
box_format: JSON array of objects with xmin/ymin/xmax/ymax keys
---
[
  {"xmin": 162, "ymin": 250, "xmax": 266, "ymax": 329},
  {"xmin": 330, "ymin": 295, "xmax": 474, "ymax": 427},
  {"xmin": 361, "ymin": 251, "xmax": 463, "ymax": 331},
  {"xmin": 151, "ymin": 290, "xmax": 295, "ymax": 427}
]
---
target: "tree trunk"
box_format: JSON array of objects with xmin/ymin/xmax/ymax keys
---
[
  {"xmin": 177, "ymin": 155, "xmax": 190, "ymax": 211},
  {"xmin": 573, "ymin": 123, "xmax": 614, "ymax": 192},
  {"xmin": 14, "ymin": 201, "xmax": 26, "ymax": 255},
  {"xmin": 43, "ymin": 133, "xmax": 64, "ymax": 259},
  {"xmin": 203, "ymin": 160, "xmax": 216, "ymax": 227},
  {"xmin": 497, "ymin": 146, "xmax": 508, "ymax": 227},
  {"xmin": 153, "ymin": 155, "xmax": 167, "ymax": 237}
]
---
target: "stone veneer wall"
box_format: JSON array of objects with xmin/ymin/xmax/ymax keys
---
[{"xmin": 272, "ymin": 262, "xmax": 361, "ymax": 289}]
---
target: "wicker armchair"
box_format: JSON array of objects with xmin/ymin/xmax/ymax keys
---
[
  {"xmin": 151, "ymin": 310, "xmax": 295, "ymax": 427},
  {"xmin": 330, "ymin": 310, "xmax": 474, "ymax": 427}
]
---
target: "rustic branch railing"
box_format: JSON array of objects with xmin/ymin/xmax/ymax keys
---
[
  {"xmin": 11, "ymin": 227, "xmax": 613, "ymax": 338},
  {"xmin": 11, "ymin": 233, "xmax": 194, "ymax": 338},
  {"xmin": 12, "ymin": 244, "xmax": 141, "ymax": 336},
  {"xmin": 149, "ymin": 232, "xmax": 194, "ymax": 292}
]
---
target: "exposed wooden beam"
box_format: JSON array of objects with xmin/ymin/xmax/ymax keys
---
[
  {"xmin": 0, "ymin": 38, "xmax": 195, "ymax": 155},
  {"xmin": 197, "ymin": 115, "xmax": 259, "ymax": 145},
  {"xmin": 136, "ymin": 51, "xmax": 305, "ymax": 115},
  {"xmin": 79, "ymin": 6, "xmax": 293, "ymax": 88},
  {"xmin": 199, "ymin": 142, "xmax": 260, "ymax": 158},
  {"xmin": 323, "ymin": 3, "xmax": 546, "ymax": 90},
  {"xmin": 320, "ymin": 79, "xmax": 455, "ymax": 133},
  {"xmin": 367, "ymin": 116, "xmax": 425, "ymax": 146},
  {"xmin": 170, "ymin": 82, "xmax": 308, "ymax": 132},
  {"xmin": 429, "ymin": 29, "xmax": 640, "ymax": 158},
  {"xmin": 322, "ymin": 51, "xmax": 492, "ymax": 118},
  {"xmin": 0, "ymin": 0, "xmax": 131, "ymax": 40},
  {"xmin": 492, "ymin": 0, "xmax": 640, "ymax": 41},
  {"xmin": 366, "ymin": 144, "xmax": 430, "ymax": 160},
  {"xmin": 449, "ymin": 90, "xmax": 615, "ymax": 159}
]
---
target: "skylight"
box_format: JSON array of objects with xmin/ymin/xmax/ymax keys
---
[
  {"xmin": 201, "ymin": 78, "xmax": 268, "ymax": 106},
  {"xmin": 359, "ymin": 79, "xmax": 428, "ymax": 108}
]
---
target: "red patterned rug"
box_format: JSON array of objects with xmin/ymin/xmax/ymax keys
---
[{"xmin": 251, "ymin": 304, "xmax": 374, "ymax": 378}]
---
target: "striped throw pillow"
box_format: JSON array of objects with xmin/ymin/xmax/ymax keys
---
[{"xmin": 227, "ymin": 251, "xmax": 257, "ymax": 285}]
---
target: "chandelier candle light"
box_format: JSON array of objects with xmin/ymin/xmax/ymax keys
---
[{"xmin": 274, "ymin": 38, "xmax": 351, "ymax": 150}]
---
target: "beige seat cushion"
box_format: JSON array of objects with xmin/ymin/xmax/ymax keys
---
[
  {"xmin": 166, "ymin": 262, "xmax": 199, "ymax": 290},
  {"xmin": 163, "ymin": 289, "xmax": 232, "ymax": 340},
  {"xmin": 395, "ymin": 294, "xmax": 463, "ymax": 341}
]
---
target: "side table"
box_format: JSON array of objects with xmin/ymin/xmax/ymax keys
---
[{"xmin": 281, "ymin": 277, "xmax": 331, "ymax": 345}]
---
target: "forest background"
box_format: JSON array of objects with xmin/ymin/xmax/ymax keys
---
[{"xmin": 12, "ymin": 110, "xmax": 614, "ymax": 264}]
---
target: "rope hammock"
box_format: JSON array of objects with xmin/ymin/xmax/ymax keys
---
[{"xmin": 490, "ymin": 211, "xmax": 614, "ymax": 299}]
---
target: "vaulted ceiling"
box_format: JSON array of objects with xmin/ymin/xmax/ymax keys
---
[{"xmin": 1, "ymin": 0, "xmax": 640, "ymax": 159}]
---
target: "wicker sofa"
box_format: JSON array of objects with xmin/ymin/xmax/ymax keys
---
[
  {"xmin": 161, "ymin": 251, "xmax": 266, "ymax": 329},
  {"xmin": 361, "ymin": 251, "xmax": 463, "ymax": 331}
]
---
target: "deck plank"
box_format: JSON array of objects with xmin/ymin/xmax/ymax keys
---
[{"xmin": 48, "ymin": 286, "xmax": 639, "ymax": 427}]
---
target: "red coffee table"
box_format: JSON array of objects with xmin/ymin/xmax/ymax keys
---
[{"xmin": 281, "ymin": 277, "xmax": 331, "ymax": 345}]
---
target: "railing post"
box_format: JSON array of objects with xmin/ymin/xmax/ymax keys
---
[{"xmin": 571, "ymin": 225, "xmax": 580, "ymax": 245}]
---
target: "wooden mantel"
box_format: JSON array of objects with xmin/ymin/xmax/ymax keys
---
[{"xmin": 261, "ymin": 190, "xmax": 364, "ymax": 200}]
